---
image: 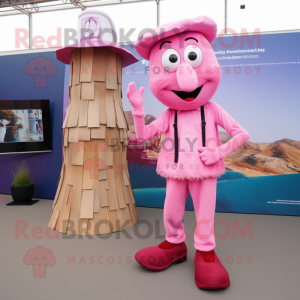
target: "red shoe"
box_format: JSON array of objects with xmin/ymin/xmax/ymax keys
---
[
  {"xmin": 135, "ymin": 240, "xmax": 187, "ymax": 271},
  {"xmin": 194, "ymin": 250, "xmax": 230, "ymax": 289}
]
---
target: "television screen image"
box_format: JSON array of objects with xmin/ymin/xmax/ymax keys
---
[
  {"xmin": 0, "ymin": 109, "xmax": 44, "ymax": 143},
  {"xmin": 28, "ymin": 110, "xmax": 44, "ymax": 142},
  {"xmin": 0, "ymin": 100, "xmax": 51, "ymax": 154}
]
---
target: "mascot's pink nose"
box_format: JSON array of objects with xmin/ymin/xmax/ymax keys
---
[{"xmin": 176, "ymin": 63, "xmax": 198, "ymax": 92}]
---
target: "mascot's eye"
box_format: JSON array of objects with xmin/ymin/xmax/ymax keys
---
[
  {"xmin": 169, "ymin": 54, "xmax": 178, "ymax": 63},
  {"xmin": 188, "ymin": 52, "xmax": 197, "ymax": 61},
  {"xmin": 42, "ymin": 257, "xmax": 46, "ymax": 260},
  {"xmin": 35, "ymin": 67, "xmax": 38, "ymax": 71},
  {"xmin": 161, "ymin": 49, "xmax": 180, "ymax": 72},
  {"xmin": 43, "ymin": 67, "xmax": 47, "ymax": 71},
  {"xmin": 184, "ymin": 45, "xmax": 202, "ymax": 68}
]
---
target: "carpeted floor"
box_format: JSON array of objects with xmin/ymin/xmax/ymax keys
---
[{"xmin": 0, "ymin": 194, "xmax": 299, "ymax": 300}]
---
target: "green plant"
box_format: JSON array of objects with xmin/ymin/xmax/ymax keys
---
[{"xmin": 12, "ymin": 161, "xmax": 32, "ymax": 187}]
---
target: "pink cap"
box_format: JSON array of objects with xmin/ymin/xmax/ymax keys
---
[
  {"xmin": 55, "ymin": 9, "xmax": 139, "ymax": 68},
  {"xmin": 135, "ymin": 16, "xmax": 217, "ymax": 60},
  {"xmin": 56, "ymin": 40, "xmax": 139, "ymax": 68}
]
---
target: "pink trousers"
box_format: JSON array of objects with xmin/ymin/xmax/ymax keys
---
[{"xmin": 164, "ymin": 177, "xmax": 217, "ymax": 251}]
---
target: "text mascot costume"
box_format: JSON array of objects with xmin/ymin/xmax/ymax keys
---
[{"xmin": 127, "ymin": 16, "xmax": 250, "ymax": 289}]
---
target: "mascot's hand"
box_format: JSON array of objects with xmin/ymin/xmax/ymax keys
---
[
  {"xmin": 126, "ymin": 82, "xmax": 144, "ymax": 112},
  {"xmin": 198, "ymin": 147, "xmax": 222, "ymax": 165}
]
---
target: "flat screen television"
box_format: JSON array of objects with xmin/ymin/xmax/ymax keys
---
[{"xmin": 0, "ymin": 100, "xmax": 52, "ymax": 154}]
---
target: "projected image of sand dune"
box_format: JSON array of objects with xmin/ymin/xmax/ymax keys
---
[{"xmin": 222, "ymin": 134, "xmax": 300, "ymax": 177}]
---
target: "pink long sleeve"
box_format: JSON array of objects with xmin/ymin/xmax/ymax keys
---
[
  {"xmin": 132, "ymin": 108, "xmax": 170, "ymax": 142},
  {"xmin": 218, "ymin": 121, "xmax": 250, "ymax": 158},
  {"xmin": 210, "ymin": 102, "xmax": 250, "ymax": 158}
]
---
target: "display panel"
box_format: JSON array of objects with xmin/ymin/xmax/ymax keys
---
[{"xmin": 0, "ymin": 100, "xmax": 52, "ymax": 154}]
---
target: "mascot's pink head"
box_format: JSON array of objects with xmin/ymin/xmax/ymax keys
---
[{"xmin": 135, "ymin": 16, "xmax": 221, "ymax": 111}]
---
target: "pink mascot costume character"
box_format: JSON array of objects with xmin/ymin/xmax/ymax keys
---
[{"xmin": 127, "ymin": 16, "xmax": 250, "ymax": 289}]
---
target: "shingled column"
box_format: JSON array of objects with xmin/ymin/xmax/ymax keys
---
[{"xmin": 48, "ymin": 47, "xmax": 138, "ymax": 235}]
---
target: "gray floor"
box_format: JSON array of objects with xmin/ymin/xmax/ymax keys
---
[{"xmin": 0, "ymin": 194, "xmax": 299, "ymax": 300}]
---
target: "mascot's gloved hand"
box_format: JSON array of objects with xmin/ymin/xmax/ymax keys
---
[
  {"xmin": 198, "ymin": 147, "xmax": 222, "ymax": 165},
  {"xmin": 126, "ymin": 82, "xmax": 145, "ymax": 115},
  {"xmin": 126, "ymin": 82, "xmax": 146, "ymax": 140}
]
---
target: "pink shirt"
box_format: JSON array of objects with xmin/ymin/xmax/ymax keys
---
[{"xmin": 133, "ymin": 101, "xmax": 249, "ymax": 180}]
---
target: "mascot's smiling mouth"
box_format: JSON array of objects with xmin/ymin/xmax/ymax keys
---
[{"xmin": 172, "ymin": 85, "xmax": 204, "ymax": 102}]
